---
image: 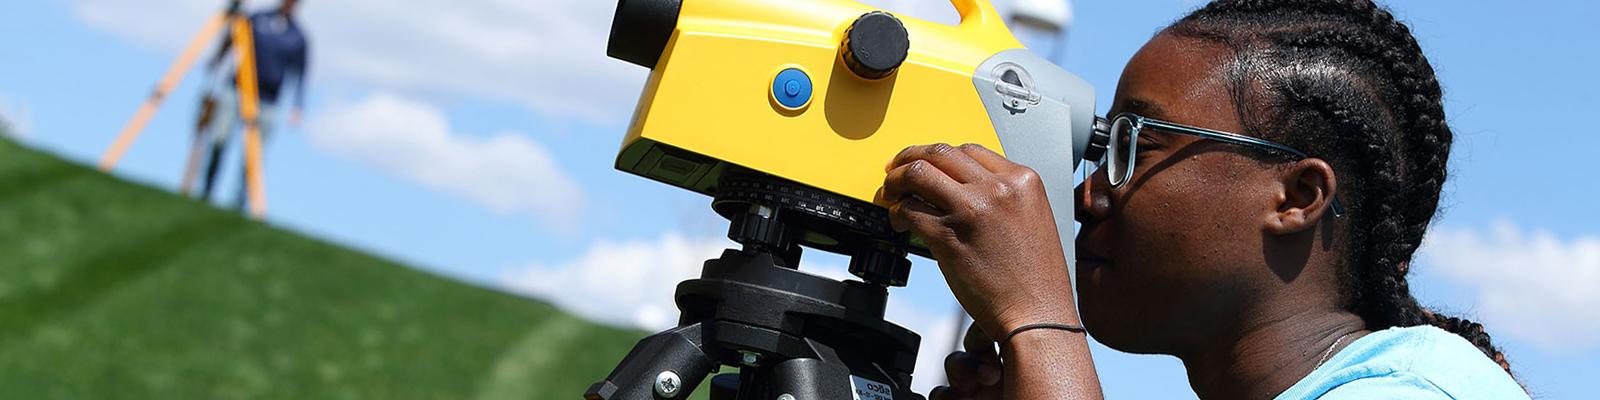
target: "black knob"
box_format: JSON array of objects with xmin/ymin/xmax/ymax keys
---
[
  {"xmin": 849, "ymin": 246, "xmax": 911, "ymax": 287},
  {"xmin": 840, "ymin": 11, "xmax": 910, "ymax": 80}
]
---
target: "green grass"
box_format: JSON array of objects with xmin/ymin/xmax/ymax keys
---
[{"xmin": 0, "ymin": 137, "xmax": 658, "ymax": 399}]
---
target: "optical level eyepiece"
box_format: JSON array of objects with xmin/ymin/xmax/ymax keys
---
[
  {"xmin": 1085, "ymin": 116, "xmax": 1112, "ymax": 162},
  {"xmin": 607, "ymin": 0, "xmax": 682, "ymax": 68}
]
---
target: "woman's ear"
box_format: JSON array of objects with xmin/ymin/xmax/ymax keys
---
[{"xmin": 1265, "ymin": 158, "xmax": 1338, "ymax": 235}]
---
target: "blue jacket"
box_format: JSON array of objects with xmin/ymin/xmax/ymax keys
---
[{"xmin": 231, "ymin": 10, "xmax": 308, "ymax": 107}]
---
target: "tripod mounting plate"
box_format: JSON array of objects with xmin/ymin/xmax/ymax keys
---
[{"xmin": 713, "ymin": 173, "xmax": 914, "ymax": 287}]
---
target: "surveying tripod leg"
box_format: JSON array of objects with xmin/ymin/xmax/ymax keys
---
[
  {"xmin": 586, "ymin": 322, "xmax": 720, "ymax": 400},
  {"xmin": 98, "ymin": 13, "xmax": 230, "ymax": 171},
  {"xmin": 179, "ymin": 129, "xmax": 208, "ymax": 196},
  {"xmin": 229, "ymin": 15, "xmax": 268, "ymax": 218}
]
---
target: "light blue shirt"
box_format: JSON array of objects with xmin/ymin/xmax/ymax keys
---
[{"xmin": 1276, "ymin": 325, "xmax": 1528, "ymax": 399}]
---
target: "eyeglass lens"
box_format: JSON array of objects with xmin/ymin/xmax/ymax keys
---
[{"xmin": 1107, "ymin": 116, "xmax": 1136, "ymax": 186}]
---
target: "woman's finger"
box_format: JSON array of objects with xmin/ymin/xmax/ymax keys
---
[
  {"xmin": 964, "ymin": 320, "xmax": 1004, "ymax": 370},
  {"xmin": 946, "ymin": 351, "xmax": 1002, "ymax": 389},
  {"xmin": 882, "ymin": 159, "xmax": 963, "ymax": 211},
  {"xmin": 889, "ymin": 143, "xmax": 991, "ymax": 183},
  {"xmin": 960, "ymin": 321, "xmax": 1003, "ymax": 387},
  {"xmin": 887, "ymin": 195, "xmax": 944, "ymax": 234},
  {"xmin": 956, "ymin": 143, "xmax": 1016, "ymax": 174}
]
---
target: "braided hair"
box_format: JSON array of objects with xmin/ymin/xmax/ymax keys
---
[{"xmin": 1166, "ymin": 0, "xmax": 1514, "ymax": 375}]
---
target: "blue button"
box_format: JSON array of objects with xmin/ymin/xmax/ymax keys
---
[{"xmin": 772, "ymin": 68, "xmax": 811, "ymax": 109}]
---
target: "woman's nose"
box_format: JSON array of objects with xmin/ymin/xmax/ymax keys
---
[{"xmin": 1076, "ymin": 168, "xmax": 1111, "ymax": 224}]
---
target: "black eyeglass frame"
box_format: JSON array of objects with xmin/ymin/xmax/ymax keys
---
[{"xmin": 1097, "ymin": 112, "xmax": 1347, "ymax": 217}]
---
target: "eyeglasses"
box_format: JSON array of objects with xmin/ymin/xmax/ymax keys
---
[{"xmin": 1095, "ymin": 112, "xmax": 1345, "ymax": 217}]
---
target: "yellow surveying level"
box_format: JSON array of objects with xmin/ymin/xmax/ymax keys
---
[
  {"xmin": 614, "ymin": 0, "xmax": 1097, "ymax": 204},
  {"xmin": 591, "ymin": 0, "xmax": 1103, "ymax": 398},
  {"xmin": 611, "ymin": 0, "xmax": 1098, "ymax": 257},
  {"xmin": 98, "ymin": 0, "xmax": 270, "ymax": 219}
]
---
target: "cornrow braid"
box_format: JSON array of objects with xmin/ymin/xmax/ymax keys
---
[
  {"xmin": 1167, "ymin": 0, "xmax": 1512, "ymax": 378},
  {"xmin": 1272, "ymin": 21, "xmax": 1431, "ymax": 330}
]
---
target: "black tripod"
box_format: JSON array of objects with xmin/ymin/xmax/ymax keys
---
[{"xmin": 586, "ymin": 173, "xmax": 925, "ymax": 400}]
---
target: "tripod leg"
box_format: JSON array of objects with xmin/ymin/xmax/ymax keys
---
[
  {"xmin": 179, "ymin": 129, "xmax": 207, "ymax": 196},
  {"xmin": 230, "ymin": 16, "xmax": 268, "ymax": 219},
  {"xmin": 200, "ymin": 141, "xmax": 226, "ymax": 202},
  {"xmin": 98, "ymin": 13, "xmax": 230, "ymax": 171},
  {"xmin": 587, "ymin": 323, "xmax": 720, "ymax": 400}
]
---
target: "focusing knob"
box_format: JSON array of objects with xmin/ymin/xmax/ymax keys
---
[
  {"xmin": 1084, "ymin": 116, "xmax": 1112, "ymax": 163},
  {"xmin": 841, "ymin": 11, "xmax": 910, "ymax": 80}
]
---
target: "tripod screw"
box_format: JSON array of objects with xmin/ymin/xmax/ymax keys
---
[
  {"xmin": 740, "ymin": 351, "xmax": 762, "ymax": 367},
  {"xmin": 654, "ymin": 370, "xmax": 682, "ymax": 398}
]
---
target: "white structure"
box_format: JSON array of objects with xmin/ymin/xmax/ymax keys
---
[{"xmin": 1009, "ymin": 0, "xmax": 1073, "ymax": 32}]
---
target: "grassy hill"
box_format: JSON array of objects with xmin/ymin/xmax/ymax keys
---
[{"xmin": 0, "ymin": 136, "xmax": 650, "ymax": 399}]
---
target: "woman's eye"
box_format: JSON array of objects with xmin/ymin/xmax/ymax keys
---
[{"xmin": 1136, "ymin": 137, "xmax": 1159, "ymax": 151}]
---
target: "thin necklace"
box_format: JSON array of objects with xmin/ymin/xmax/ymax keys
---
[{"xmin": 1314, "ymin": 331, "xmax": 1356, "ymax": 370}]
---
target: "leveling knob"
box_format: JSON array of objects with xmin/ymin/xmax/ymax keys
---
[{"xmin": 841, "ymin": 11, "xmax": 910, "ymax": 80}]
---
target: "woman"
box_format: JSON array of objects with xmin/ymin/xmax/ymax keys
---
[{"xmin": 877, "ymin": 0, "xmax": 1528, "ymax": 398}]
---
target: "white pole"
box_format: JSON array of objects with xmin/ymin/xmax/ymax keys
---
[{"xmin": 1008, "ymin": 0, "xmax": 1073, "ymax": 62}]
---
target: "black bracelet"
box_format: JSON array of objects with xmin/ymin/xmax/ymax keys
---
[{"xmin": 1003, "ymin": 323, "xmax": 1087, "ymax": 349}]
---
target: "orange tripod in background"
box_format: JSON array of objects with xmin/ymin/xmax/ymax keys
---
[{"xmin": 99, "ymin": 0, "xmax": 269, "ymax": 219}]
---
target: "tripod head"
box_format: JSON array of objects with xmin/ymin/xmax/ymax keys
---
[{"xmin": 587, "ymin": 173, "xmax": 926, "ymax": 400}]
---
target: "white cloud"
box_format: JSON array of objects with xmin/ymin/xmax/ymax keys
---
[
  {"xmin": 498, "ymin": 232, "xmax": 963, "ymax": 393},
  {"xmin": 1418, "ymin": 220, "xmax": 1600, "ymax": 352},
  {"xmin": 71, "ymin": 0, "xmax": 646, "ymax": 123},
  {"xmin": 498, "ymin": 233, "xmax": 733, "ymax": 330},
  {"xmin": 69, "ymin": 0, "xmax": 1058, "ymax": 125},
  {"xmin": 71, "ymin": 0, "xmax": 222, "ymax": 52},
  {"xmin": 307, "ymin": 93, "xmax": 584, "ymax": 232},
  {"xmin": 0, "ymin": 92, "xmax": 32, "ymax": 139}
]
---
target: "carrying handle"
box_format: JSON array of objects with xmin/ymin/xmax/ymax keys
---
[{"xmin": 949, "ymin": 0, "xmax": 1007, "ymax": 32}]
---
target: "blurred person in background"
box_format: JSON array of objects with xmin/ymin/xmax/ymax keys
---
[{"xmin": 196, "ymin": 0, "xmax": 308, "ymax": 209}]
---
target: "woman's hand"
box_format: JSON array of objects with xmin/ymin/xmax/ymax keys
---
[
  {"xmin": 930, "ymin": 322, "xmax": 1004, "ymax": 400},
  {"xmin": 881, "ymin": 143, "xmax": 1104, "ymax": 399},
  {"xmin": 875, "ymin": 143, "xmax": 1078, "ymax": 338}
]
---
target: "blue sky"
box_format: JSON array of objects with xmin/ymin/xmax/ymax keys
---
[{"xmin": 2, "ymin": 0, "xmax": 1596, "ymax": 398}]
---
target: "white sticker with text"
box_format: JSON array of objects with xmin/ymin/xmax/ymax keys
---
[{"xmin": 849, "ymin": 375, "xmax": 894, "ymax": 400}]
